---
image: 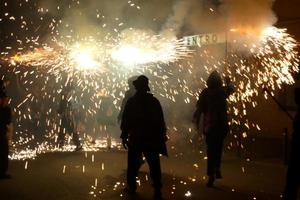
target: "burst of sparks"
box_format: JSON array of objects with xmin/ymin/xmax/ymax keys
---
[
  {"xmin": 111, "ymin": 33, "xmax": 191, "ymax": 66},
  {"xmin": 0, "ymin": 0, "xmax": 298, "ymax": 161}
]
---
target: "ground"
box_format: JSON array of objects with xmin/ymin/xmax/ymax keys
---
[{"xmin": 0, "ymin": 145, "xmax": 289, "ymax": 200}]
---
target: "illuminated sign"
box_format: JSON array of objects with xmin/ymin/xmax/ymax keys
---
[{"xmin": 183, "ymin": 32, "xmax": 226, "ymax": 47}]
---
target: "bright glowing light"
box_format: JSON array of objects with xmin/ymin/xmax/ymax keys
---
[
  {"xmin": 185, "ymin": 191, "xmax": 192, "ymax": 197},
  {"xmin": 69, "ymin": 45, "xmax": 99, "ymax": 71},
  {"xmin": 111, "ymin": 30, "xmax": 192, "ymax": 66},
  {"xmin": 230, "ymin": 28, "xmax": 238, "ymax": 32},
  {"xmin": 74, "ymin": 50, "xmax": 97, "ymax": 69},
  {"xmin": 111, "ymin": 39, "xmax": 190, "ymax": 66},
  {"xmin": 111, "ymin": 45, "xmax": 155, "ymax": 66},
  {"xmin": 261, "ymin": 26, "xmax": 284, "ymax": 39}
]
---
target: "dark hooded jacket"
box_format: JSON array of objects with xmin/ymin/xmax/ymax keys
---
[
  {"xmin": 193, "ymin": 71, "xmax": 234, "ymax": 137},
  {"xmin": 121, "ymin": 91, "xmax": 167, "ymax": 156}
]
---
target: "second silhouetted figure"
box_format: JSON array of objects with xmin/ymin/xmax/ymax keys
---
[
  {"xmin": 120, "ymin": 75, "xmax": 167, "ymax": 199},
  {"xmin": 57, "ymin": 85, "xmax": 81, "ymax": 151},
  {"xmin": 193, "ymin": 70, "xmax": 234, "ymax": 187}
]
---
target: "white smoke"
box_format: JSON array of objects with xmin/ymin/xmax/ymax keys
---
[
  {"xmin": 220, "ymin": 0, "xmax": 277, "ymax": 32},
  {"xmin": 160, "ymin": 0, "xmax": 192, "ymax": 38}
]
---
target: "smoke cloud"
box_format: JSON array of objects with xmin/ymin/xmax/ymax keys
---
[
  {"xmin": 220, "ymin": 0, "xmax": 277, "ymax": 32},
  {"xmin": 38, "ymin": 0, "xmax": 277, "ymax": 41},
  {"xmin": 160, "ymin": 0, "xmax": 191, "ymax": 38}
]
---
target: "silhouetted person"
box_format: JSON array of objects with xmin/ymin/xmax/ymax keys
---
[
  {"xmin": 120, "ymin": 75, "xmax": 167, "ymax": 199},
  {"xmin": 283, "ymin": 88, "xmax": 300, "ymax": 200},
  {"xmin": 117, "ymin": 76, "xmax": 137, "ymax": 123},
  {"xmin": 97, "ymin": 96, "xmax": 117, "ymax": 149},
  {"xmin": 57, "ymin": 86, "xmax": 82, "ymax": 151},
  {"xmin": 193, "ymin": 71, "xmax": 234, "ymax": 187},
  {"xmin": 118, "ymin": 76, "xmax": 145, "ymax": 165},
  {"xmin": 0, "ymin": 83, "xmax": 12, "ymax": 179}
]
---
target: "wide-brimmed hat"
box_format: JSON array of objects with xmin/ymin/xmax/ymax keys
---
[{"xmin": 133, "ymin": 75, "xmax": 150, "ymax": 91}]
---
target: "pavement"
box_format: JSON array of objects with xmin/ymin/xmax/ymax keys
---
[{"xmin": 0, "ymin": 143, "xmax": 291, "ymax": 200}]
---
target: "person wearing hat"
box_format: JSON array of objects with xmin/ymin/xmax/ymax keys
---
[
  {"xmin": 120, "ymin": 75, "xmax": 168, "ymax": 199},
  {"xmin": 193, "ymin": 70, "xmax": 234, "ymax": 187},
  {"xmin": 0, "ymin": 91, "xmax": 12, "ymax": 179}
]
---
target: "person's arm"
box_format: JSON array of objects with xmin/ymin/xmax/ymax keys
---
[
  {"xmin": 120, "ymin": 99, "xmax": 132, "ymax": 149},
  {"xmin": 193, "ymin": 91, "xmax": 205, "ymax": 129},
  {"xmin": 224, "ymin": 77, "xmax": 235, "ymax": 97},
  {"xmin": 7, "ymin": 123, "xmax": 13, "ymax": 146},
  {"xmin": 156, "ymin": 99, "xmax": 168, "ymax": 141},
  {"xmin": 118, "ymin": 93, "xmax": 130, "ymax": 123}
]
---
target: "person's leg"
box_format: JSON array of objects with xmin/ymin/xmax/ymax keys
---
[
  {"xmin": 106, "ymin": 131, "xmax": 111, "ymax": 149},
  {"xmin": 3, "ymin": 139, "xmax": 8, "ymax": 175},
  {"xmin": 0, "ymin": 137, "xmax": 9, "ymax": 177},
  {"xmin": 143, "ymin": 151, "xmax": 162, "ymax": 198},
  {"xmin": 58, "ymin": 129, "xmax": 65, "ymax": 146},
  {"xmin": 58, "ymin": 118, "xmax": 66, "ymax": 147},
  {"xmin": 206, "ymin": 136, "xmax": 216, "ymax": 176},
  {"xmin": 66, "ymin": 119, "xmax": 81, "ymax": 148},
  {"xmin": 72, "ymin": 131, "xmax": 80, "ymax": 146},
  {"xmin": 215, "ymin": 138, "xmax": 224, "ymax": 178},
  {"xmin": 206, "ymin": 136, "xmax": 216, "ymax": 186},
  {"xmin": 127, "ymin": 146, "xmax": 142, "ymax": 192}
]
